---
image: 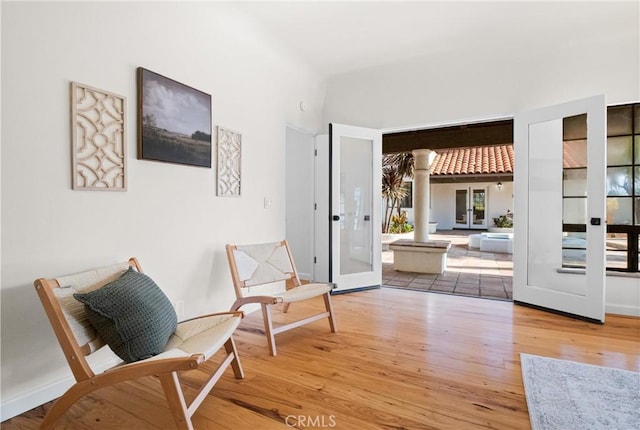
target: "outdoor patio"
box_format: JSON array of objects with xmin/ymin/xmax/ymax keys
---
[{"xmin": 382, "ymin": 230, "xmax": 513, "ymax": 301}]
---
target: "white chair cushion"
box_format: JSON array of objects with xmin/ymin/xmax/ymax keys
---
[
  {"xmin": 275, "ymin": 283, "xmax": 332, "ymax": 303},
  {"xmin": 103, "ymin": 313, "xmax": 243, "ymax": 371},
  {"xmin": 164, "ymin": 313, "xmax": 242, "ymax": 360}
]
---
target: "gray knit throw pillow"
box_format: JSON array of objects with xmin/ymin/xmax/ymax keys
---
[{"xmin": 74, "ymin": 267, "xmax": 177, "ymax": 363}]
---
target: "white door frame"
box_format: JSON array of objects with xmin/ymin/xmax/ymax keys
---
[
  {"xmin": 330, "ymin": 123, "xmax": 382, "ymax": 293},
  {"xmin": 285, "ymin": 125, "xmax": 316, "ymax": 280}
]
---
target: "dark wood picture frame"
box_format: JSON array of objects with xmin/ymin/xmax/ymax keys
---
[{"xmin": 137, "ymin": 67, "xmax": 212, "ymax": 167}]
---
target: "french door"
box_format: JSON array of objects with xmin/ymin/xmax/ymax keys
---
[
  {"xmin": 513, "ymin": 95, "xmax": 606, "ymax": 322},
  {"xmin": 329, "ymin": 123, "xmax": 382, "ymax": 293},
  {"xmin": 454, "ymin": 186, "xmax": 488, "ymax": 229}
]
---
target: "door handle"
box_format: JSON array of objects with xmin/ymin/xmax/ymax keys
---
[
  {"xmin": 364, "ymin": 215, "xmax": 371, "ymax": 221},
  {"xmin": 332, "ymin": 215, "xmax": 341, "ymax": 221}
]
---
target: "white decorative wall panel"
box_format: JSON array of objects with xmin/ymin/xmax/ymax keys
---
[
  {"xmin": 71, "ymin": 82, "xmax": 126, "ymax": 190},
  {"xmin": 217, "ymin": 127, "xmax": 242, "ymax": 196}
]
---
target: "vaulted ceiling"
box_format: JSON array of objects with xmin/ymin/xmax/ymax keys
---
[
  {"xmin": 234, "ymin": 2, "xmax": 627, "ymax": 78},
  {"xmin": 234, "ymin": 2, "xmax": 632, "ymax": 152}
]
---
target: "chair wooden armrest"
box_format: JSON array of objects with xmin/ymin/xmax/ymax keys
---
[
  {"xmin": 107, "ymin": 354, "xmax": 205, "ymax": 375},
  {"xmin": 230, "ymin": 296, "xmax": 282, "ymax": 311},
  {"xmin": 182, "ymin": 310, "xmax": 245, "ymax": 321}
]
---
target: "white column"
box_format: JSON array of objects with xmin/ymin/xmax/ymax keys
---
[{"xmin": 412, "ymin": 149, "xmax": 432, "ymax": 243}]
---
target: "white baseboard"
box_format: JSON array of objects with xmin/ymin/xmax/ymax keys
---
[
  {"xmin": 1, "ymin": 355, "xmax": 122, "ymax": 422},
  {"xmin": 1, "ymin": 376, "xmax": 72, "ymax": 422},
  {"xmin": 606, "ymin": 304, "xmax": 640, "ymax": 317},
  {"xmin": 298, "ymin": 272, "xmax": 312, "ymax": 281}
]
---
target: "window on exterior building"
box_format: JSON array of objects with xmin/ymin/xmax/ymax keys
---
[
  {"xmin": 399, "ymin": 181, "xmax": 413, "ymax": 208},
  {"xmin": 562, "ymin": 103, "xmax": 639, "ymax": 272}
]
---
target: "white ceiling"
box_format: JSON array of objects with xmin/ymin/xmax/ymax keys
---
[{"xmin": 234, "ymin": 1, "xmax": 631, "ymax": 77}]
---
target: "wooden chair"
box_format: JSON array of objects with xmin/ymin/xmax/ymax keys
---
[
  {"xmin": 34, "ymin": 257, "xmax": 244, "ymax": 430},
  {"xmin": 226, "ymin": 240, "xmax": 337, "ymax": 356}
]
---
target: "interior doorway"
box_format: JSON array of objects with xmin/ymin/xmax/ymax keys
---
[{"xmin": 381, "ymin": 118, "xmax": 515, "ymax": 301}]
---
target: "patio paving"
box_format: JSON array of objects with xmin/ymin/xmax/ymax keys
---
[{"xmin": 382, "ymin": 230, "xmax": 513, "ymax": 301}]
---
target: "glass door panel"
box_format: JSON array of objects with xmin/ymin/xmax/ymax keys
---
[
  {"xmin": 340, "ymin": 137, "xmax": 373, "ymax": 275},
  {"xmin": 606, "ymin": 197, "xmax": 633, "ymax": 224},
  {"xmin": 471, "ymin": 188, "xmax": 487, "ymax": 227},
  {"xmin": 605, "ymin": 232, "xmax": 628, "ymax": 269},
  {"xmin": 455, "ymin": 189, "xmax": 469, "ymax": 228}
]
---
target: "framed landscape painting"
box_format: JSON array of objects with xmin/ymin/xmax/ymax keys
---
[{"xmin": 137, "ymin": 67, "xmax": 212, "ymax": 167}]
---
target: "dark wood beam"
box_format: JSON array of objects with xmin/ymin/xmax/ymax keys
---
[
  {"xmin": 383, "ymin": 119, "xmax": 514, "ymax": 153},
  {"xmin": 429, "ymin": 174, "xmax": 513, "ymax": 184}
]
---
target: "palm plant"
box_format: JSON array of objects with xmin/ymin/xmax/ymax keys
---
[
  {"xmin": 385, "ymin": 152, "xmax": 414, "ymax": 180},
  {"xmin": 382, "ymin": 152, "xmax": 415, "ymax": 233},
  {"xmin": 382, "ymin": 165, "xmax": 405, "ymax": 232}
]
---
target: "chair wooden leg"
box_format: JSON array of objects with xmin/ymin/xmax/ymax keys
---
[
  {"xmin": 283, "ymin": 302, "xmax": 291, "ymax": 313},
  {"xmin": 159, "ymin": 372, "xmax": 193, "ymax": 430},
  {"xmin": 224, "ymin": 336, "xmax": 245, "ymax": 379},
  {"xmin": 261, "ymin": 303, "xmax": 277, "ymax": 356},
  {"xmin": 323, "ymin": 292, "xmax": 337, "ymax": 333}
]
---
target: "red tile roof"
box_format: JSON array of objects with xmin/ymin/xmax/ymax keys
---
[{"xmin": 430, "ymin": 145, "xmax": 514, "ymax": 176}]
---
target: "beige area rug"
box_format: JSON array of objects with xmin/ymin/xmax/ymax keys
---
[{"xmin": 521, "ymin": 353, "xmax": 640, "ymax": 430}]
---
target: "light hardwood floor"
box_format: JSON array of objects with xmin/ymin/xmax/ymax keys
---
[{"xmin": 4, "ymin": 288, "xmax": 639, "ymax": 429}]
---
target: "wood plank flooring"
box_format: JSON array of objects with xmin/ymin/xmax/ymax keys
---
[{"xmin": 4, "ymin": 288, "xmax": 639, "ymax": 429}]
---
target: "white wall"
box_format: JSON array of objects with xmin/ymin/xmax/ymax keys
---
[
  {"xmin": 322, "ymin": 1, "xmax": 639, "ymax": 316},
  {"xmin": 430, "ymin": 182, "xmax": 514, "ymax": 230},
  {"xmin": 1, "ymin": 2, "xmax": 325, "ymax": 420},
  {"xmin": 391, "ymin": 180, "xmax": 514, "ymax": 229},
  {"xmin": 323, "ymin": 2, "xmax": 639, "ymax": 129}
]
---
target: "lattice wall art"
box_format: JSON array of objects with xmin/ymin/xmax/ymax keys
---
[
  {"xmin": 71, "ymin": 82, "xmax": 127, "ymax": 190},
  {"xmin": 217, "ymin": 127, "xmax": 242, "ymax": 196}
]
